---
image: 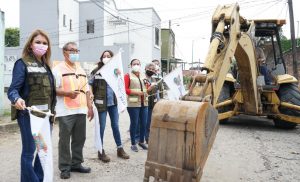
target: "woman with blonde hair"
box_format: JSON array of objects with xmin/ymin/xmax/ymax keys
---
[{"xmin": 7, "ymin": 29, "xmax": 56, "ymax": 182}]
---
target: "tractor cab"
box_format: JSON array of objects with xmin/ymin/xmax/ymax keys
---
[{"xmin": 252, "ymin": 19, "xmax": 287, "ymax": 79}]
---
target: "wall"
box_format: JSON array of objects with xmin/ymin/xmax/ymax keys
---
[
  {"xmin": 79, "ymin": 0, "xmax": 105, "ymax": 62},
  {"xmin": 117, "ymin": 8, "xmax": 161, "ymax": 70},
  {"xmin": 20, "ymin": 0, "xmax": 59, "ymax": 47},
  {"xmin": 0, "ymin": 10, "xmax": 4, "ymax": 115},
  {"xmin": 58, "ymin": 0, "xmax": 79, "ymax": 48},
  {"xmin": 283, "ymin": 46, "xmax": 300, "ymax": 81},
  {"xmin": 151, "ymin": 8, "xmax": 161, "ymax": 63},
  {"xmin": 3, "ymin": 48, "xmax": 20, "ymax": 88}
]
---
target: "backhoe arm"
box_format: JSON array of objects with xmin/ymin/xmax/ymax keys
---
[{"xmin": 185, "ymin": 3, "xmax": 259, "ymax": 114}]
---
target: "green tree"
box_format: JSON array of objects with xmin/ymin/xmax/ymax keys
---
[
  {"xmin": 5, "ymin": 27, "xmax": 20, "ymax": 47},
  {"xmin": 279, "ymin": 28, "xmax": 300, "ymax": 52}
]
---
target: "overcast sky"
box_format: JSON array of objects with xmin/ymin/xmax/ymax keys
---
[{"xmin": 0, "ymin": 0, "xmax": 299, "ymax": 64}]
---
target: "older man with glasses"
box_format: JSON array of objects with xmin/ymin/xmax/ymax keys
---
[{"xmin": 52, "ymin": 42, "xmax": 94, "ymax": 179}]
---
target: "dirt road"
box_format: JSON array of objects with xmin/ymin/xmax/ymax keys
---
[{"xmin": 0, "ymin": 113, "xmax": 299, "ymax": 182}]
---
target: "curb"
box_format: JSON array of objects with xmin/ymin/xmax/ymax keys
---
[{"xmin": 0, "ymin": 121, "xmax": 19, "ymax": 133}]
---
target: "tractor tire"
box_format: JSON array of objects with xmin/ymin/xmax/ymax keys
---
[
  {"xmin": 275, "ymin": 83, "xmax": 299, "ymax": 129},
  {"xmin": 218, "ymin": 82, "xmax": 234, "ymax": 124}
]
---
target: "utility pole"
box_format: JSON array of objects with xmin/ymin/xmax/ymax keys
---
[
  {"xmin": 288, "ymin": 0, "xmax": 298, "ymax": 79},
  {"xmin": 297, "ymin": 20, "xmax": 299, "ymax": 46}
]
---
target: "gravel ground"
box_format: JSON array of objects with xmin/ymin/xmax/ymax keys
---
[{"xmin": 0, "ymin": 112, "xmax": 300, "ymax": 182}]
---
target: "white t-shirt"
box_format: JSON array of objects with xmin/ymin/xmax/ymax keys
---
[{"xmin": 52, "ymin": 62, "xmax": 89, "ymax": 117}]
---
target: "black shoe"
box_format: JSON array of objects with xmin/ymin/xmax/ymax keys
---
[
  {"xmin": 60, "ymin": 171, "xmax": 70, "ymax": 179},
  {"xmin": 71, "ymin": 165, "xmax": 91, "ymax": 173},
  {"xmin": 138, "ymin": 142, "xmax": 148, "ymax": 150}
]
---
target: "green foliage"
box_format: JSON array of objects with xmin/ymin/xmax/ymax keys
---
[
  {"xmin": 183, "ymin": 76, "xmax": 192, "ymax": 85},
  {"xmin": 5, "ymin": 27, "xmax": 20, "ymax": 47},
  {"xmin": 3, "ymin": 110, "xmax": 11, "ymax": 117},
  {"xmin": 281, "ymin": 39, "xmax": 291, "ymax": 52},
  {"xmin": 183, "ymin": 76, "xmax": 192, "ymax": 90},
  {"xmin": 281, "ymin": 38, "xmax": 300, "ymax": 52}
]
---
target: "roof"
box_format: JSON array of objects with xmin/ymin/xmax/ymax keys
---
[
  {"xmin": 251, "ymin": 19, "xmax": 286, "ymax": 27},
  {"xmin": 161, "ymin": 28, "xmax": 175, "ymax": 38},
  {"xmin": 119, "ymin": 7, "xmax": 161, "ymax": 21}
]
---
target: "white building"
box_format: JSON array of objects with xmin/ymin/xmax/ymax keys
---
[
  {"xmin": 79, "ymin": 0, "xmax": 161, "ymax": 73},
  {"xmin": 4, "ymin": 0, "xmax": 80, "ymax": 87},
  {"xmin": 4, "ymin": 0, "xmax": 161, "ymax": 87},
  {"xmin": 104, "ymin": 6, "xmax": 161, "ymax": 72}
]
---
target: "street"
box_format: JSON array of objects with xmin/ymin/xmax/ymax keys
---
[{"xmin": 0, "ymin": 113, "xmax": 300, "ymax": 182}]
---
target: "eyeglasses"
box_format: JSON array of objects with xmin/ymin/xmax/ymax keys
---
[{"xmin": 65, "ymin": 49, "xmax": 80, "ymax": 53}]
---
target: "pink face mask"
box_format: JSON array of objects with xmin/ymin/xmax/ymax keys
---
[{"xmin": 32, "ymin": 44, "xmax": 48, "ymax": 57}]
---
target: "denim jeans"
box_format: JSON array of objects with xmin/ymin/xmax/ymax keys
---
[
  {"xmin": 127, "ymin": 106, "xmax": 148, "ymax": 145},
  {"xmin": 17, "ymin": 111, "xmax": 44, "ymax": 182},
  {"xmin": 99, "ymin": 105, "xmax": 122, "ymax": 147},
  {"xmin": 260, "ymin": 65, "xmax": 271, "ymax": 85},
  {"xmin": 145, "ymin": 107, "xmax": 153, "ymax": 141}
]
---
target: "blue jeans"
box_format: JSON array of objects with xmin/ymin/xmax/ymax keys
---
[
  {"xmin": 145, "ymin": 107, "xmax": 153, "ymax": 141},
  {"xmin": 127, "ymin": 106, "xmax": 148, "ymax": 145},
  {"xmin": 260, "ymin": 65, "xmax": 271, "ymax": 85},
  {"xmin": 17, "ymin": 111, "xmax": 44, "ymax": 182},
  {"xmin": 99, "ymin": 105, "xmax": 122, "ymax": 147}
]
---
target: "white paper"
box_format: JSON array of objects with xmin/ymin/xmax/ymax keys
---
[
  {"xmin": 93, "ymin": 104, "xmax": 103, "ymax": 153},
  {"xmin": 163, "ymin": 67, "xmax": 186, "ymax": 100},
  {"xmin": 29, "ymin": 111, "xmax": 53, "ymax": 182}
]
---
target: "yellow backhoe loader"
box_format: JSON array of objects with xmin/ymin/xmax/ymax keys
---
[{"xmin": 144, "ymin": 3, "xmax": 300, "ymax": 182}]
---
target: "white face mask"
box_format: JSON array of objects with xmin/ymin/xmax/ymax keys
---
[
  {"xmin": 155, "ymin": 64, "xmax": 159, "ymax": 70},
  {"xmin": 102, "ymin": 57, "xmax": 111, "ymax": 64},
  {"xmin": 132, "ymin": 65, "xmax": 140, "ymax": 72}
]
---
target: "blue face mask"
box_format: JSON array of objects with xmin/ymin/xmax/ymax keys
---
[{"xmin": 69, "ymin": 53, "xmax": 79, "ymax": 62}]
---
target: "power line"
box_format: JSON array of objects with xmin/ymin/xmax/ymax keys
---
[
  {"xmin": 14, "ymin": 0, "xmax": 289, "ymax": 50},
  {"xmin": 277, "ymin": 2, "xmax": 287, "ymax": 18},
  {"xmin": 20, "ymin": 0, "xmax": 278, "ymax": 40},
  {"xmin": 252, "ymin": 0, "xmax": 284, "ymax": 18}
]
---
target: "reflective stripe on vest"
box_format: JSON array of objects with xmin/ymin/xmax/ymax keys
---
[
  {"xmin": 128, "ymin": 72, "xmax": 148, "ymax": 107},
  {"xmin": 57, "ymin": 63, "xmax": 87, "ymax": 109}
]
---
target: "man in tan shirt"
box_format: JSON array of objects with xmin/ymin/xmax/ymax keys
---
[{"xmin": 255, "ymin": 40, "xmax": 271, "ymax": 85}]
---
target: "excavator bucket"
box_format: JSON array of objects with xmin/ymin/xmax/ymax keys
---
[{"xmin": 144, "ymin": 100, "xmax": 219, "ymax": 182}]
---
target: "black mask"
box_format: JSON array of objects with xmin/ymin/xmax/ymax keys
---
[{"xmin": 146, "ymin": 70, "xmax": 155, "ymax": 77}]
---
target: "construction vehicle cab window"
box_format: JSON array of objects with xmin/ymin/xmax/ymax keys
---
[{"xmin": 144, "ymin": 3, "xmax": 300, "ymax": 182}]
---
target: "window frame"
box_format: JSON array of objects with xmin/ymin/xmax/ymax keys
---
[
  {"xmin": 63, "ymin": 14, "xmax": 66, "ymax": 27},
  {"xmin": 155, "ymin": 27, "xmax": 160, "ymax": 47},
  {"xmin": 69, "ymin": 19, "xmax": 73, "ymax": 31},
  {"xmin": 86, "ymin": 19, "xmax": 95, "ymax": 34}
]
